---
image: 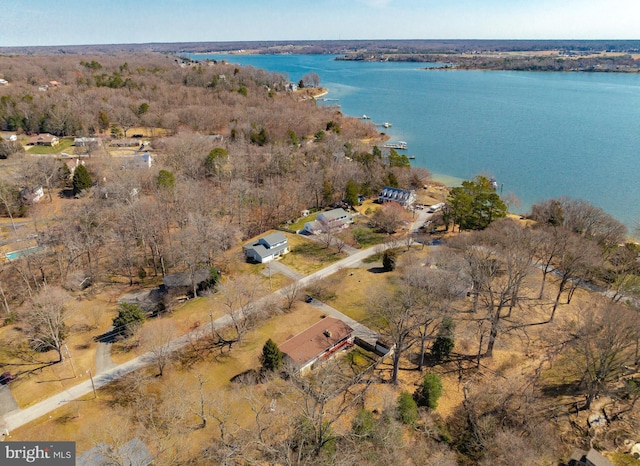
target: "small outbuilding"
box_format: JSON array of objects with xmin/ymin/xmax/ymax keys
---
[
  {"xmin": 279, "ymin": 317, "xmax": 354, "ymax": 375},
  {"xmin": 568, "ymin": 448, "xmax": 614, "ymax": 466},
  {"xmin": 243, "ymin": 232, "xmax": 289, "ymax": 263}
]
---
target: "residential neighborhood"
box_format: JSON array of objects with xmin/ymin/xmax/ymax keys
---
[{"xmin": 0, "ymin": 49, "xmax": 637, "ymax": 466}]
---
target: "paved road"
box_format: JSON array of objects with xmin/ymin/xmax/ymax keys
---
[
  {"xmin": 1, "ymin": 241, "xmax": 392, "ymax": 433},
  {"xmin": 309, "ymin": 300, "xmax": 379, "ymax": 346},
  {"xmin": 262, "ymin": 261, "xmax": 305, "ymax": 281},
  {"xmin": 0, "ymin": 386, "xmax": 18, "ymax": 417},
  {"xmin": 95, "ymin": 331, "xmax": 116, "ymax": 374}
]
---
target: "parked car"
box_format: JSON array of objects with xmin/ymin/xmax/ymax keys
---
[
  {"xmin": 0, "ymin": 372, "xmax": 15, "ymax": 385},
  {"xmin": 304, "ymin": 295, "xmax": 313, "ymax": 303}
]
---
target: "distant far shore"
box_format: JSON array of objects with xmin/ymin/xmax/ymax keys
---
[
  {"xmin": 3, "ymin": 39, "xmax": 640, "ymax": 60},
  {"xmin": 336, "ymin": 51, "xmax": 640, "ymax": 73}
]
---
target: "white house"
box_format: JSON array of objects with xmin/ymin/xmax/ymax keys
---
[
  {"xmin": 20, "ymin": 186, "xmax": 44, "ymax": 204},
  {"xmin": 302, "ymin": 208, "xmax": 353, "ymax": 235},
  {"xmin": 243, "ymin": 232, "xmax": 289, "ymax": 263},
  {"xmin": 74, "ymin": 137, "xmax": 99, "ymax": 147},
  {"xmin": 120, "ymin": 153, "xmax": 154, "ymax": 170},
  {"xmin": 378, "ymin": 186, "xmax": 416, "ymax": 209}
]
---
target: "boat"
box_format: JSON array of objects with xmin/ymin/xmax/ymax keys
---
[
  {"xmin": 361, "ymin": 114, "xmax": 370, "ymax": 119},
  {"xmin": 383, "ymin": 141, "xmax": 407, "ymax": 150},
  {"xmin": 408, "ymin": 155, "xmax": 415, "ymax": 159},
  {"xmin": 383, "ymin": 122, "xmax": 392, "ymax": 128}
]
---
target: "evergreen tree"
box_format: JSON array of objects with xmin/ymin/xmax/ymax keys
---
[
  {"xmin": 72, "ymin": 164, "xmax": 92, "ymax": 195},
  {"xmin": 446, "ymin": 175, "xmax": 506, "ymax": 231},
  {"xmin": 431, "ymin": 317, "xmax": 455, "ymax": 362},
  {"xmin": 287, "ymin": 129, "xmax": 300, "ymax": 147},
  {"xmin": 388, "ymin": 148, "xmax": 410, "ymax": 167},
  {"xmin": 397, "ymin": 391, "xmax": 419, "ymax": 425},
  {"xmin": 345, "ymin": 180, "xmax": 360, "ymax": 206},
  {"xmin": 382, "ymin": 249, "xmax": 398, "ymax": 271},
  {"xmin": 414, "ymin": 373, "xmax": 443, "ymax": 409},
  {"xmin": 157, "ymin": 169, "xmax": 175, "ymax": 189},
  {"xmin": 112, "ymin": 303, "xmax": 146, "ymax": 338},
  {"xmin": 386, "ymin": 171, "xmax": 399, "ymax": 188},
  {"xmin": 260, "ymin": 338, "xmax": 283, "ymax": 372},
  {"xmin": 204, "ymin": 148, "xmax": 228, "ymax": 176}
]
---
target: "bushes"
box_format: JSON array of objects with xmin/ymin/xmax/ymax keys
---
[
  {"xmin": 414, "ymin": 373, "xmax": 443, "ymax": 410},
  {"xmin": 352, "ymin": 409, "xmax": 375, "ymax": 438},
  {"xmin": 397, "ymin": 391, "xmax": 419, "ymax": 425},
  {"xmin": 431, "ymin": 317, "xmax": 455, "ymax": 362}
]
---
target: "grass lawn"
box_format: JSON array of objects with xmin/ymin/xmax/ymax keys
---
[
  {"xmin": 350, "ymin": 222, "xmax": 388, "ymax": 248},
  {"xmin": 322, "ymin": 262, "xmax": 399, "ymax": 324},
  {"xmin": 27, "ymin": 137, "xmax": 74, "ymax": 154},
  {"xmin": 287, "ymin": 211, "xmax": 319, "ymax": 232},
  {"xmin": 0, "ymin": 285, "xmax": 123, "ymax": 409},
  {"xmin": 9, "ymin": 305, "xmax": 329, "ymax": 456},
  {"xmin": 280, "ymin": 235, "xmax": 345, "ymax": 275}
]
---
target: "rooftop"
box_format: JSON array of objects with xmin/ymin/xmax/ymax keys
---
[{"xmin": 279, "ymin": 317, "xmax": 353, "ymax": 366}]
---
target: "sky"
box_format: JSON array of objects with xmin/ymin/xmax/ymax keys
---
[{"xmin": 1, "ymin": 0, "xmax": 638, "ymax": 47}]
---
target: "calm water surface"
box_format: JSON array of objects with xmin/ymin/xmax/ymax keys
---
[{"xmin": 191, "ymin": 53, "xmax": 640, "ymax": 231}]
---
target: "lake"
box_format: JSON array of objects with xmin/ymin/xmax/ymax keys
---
[{"xmin": 190, "ymin": 53, "xmax": 640, "ymax": 233}]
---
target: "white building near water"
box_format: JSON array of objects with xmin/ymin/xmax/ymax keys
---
[{"xmin": 378, "ymin": 186, "xmax": 416, "ymax": 209}]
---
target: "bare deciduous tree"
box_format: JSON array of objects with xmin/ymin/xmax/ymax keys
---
[
  {"xmin": 23, "ymin": 285, "xmax": 69, "ymax": 362},
  {"xmin": 565, "ymin": 302, "xmax": 640, "ymax": 409},
  {"xmin": 141, "ymin": 318, "xmax": 177, "ymax": 377},
  {"xmin": 217, "ymin": 275, "xmax": 267, "ymax": 344}
]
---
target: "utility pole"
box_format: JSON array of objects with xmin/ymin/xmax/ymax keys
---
[
  {"xmin": 209, "ymin": 309, "xmax": 215, "ymax": 341},
  {"xmin": 64, "ymin": 343, "xmax": 76, "ymax": 378},
  {"xmin": 87, "ymin": 368, "xmax": 97, "ymax": 399}
]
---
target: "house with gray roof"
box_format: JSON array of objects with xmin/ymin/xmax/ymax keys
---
[
  {"xmin": 568, "ymin": 448, "xmax": 614, "ymax": 466},
  {"xmin": 78, "ymin": 438, "xmax": 153, "ymax": 466},
  {"xmin": 243, "ymin": 232, "xmax": 289, "ymax": 263},
  {"xmin": 302, "ymin": 208, "xmax": 353, "ymax": 235},
  {"xmin": 378, "ymin": 186, "xmax": 416, "ymax": 209}
]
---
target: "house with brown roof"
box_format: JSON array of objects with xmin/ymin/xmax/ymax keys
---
[
  {"xmin": 27, "ymin": 133, "xmax": 59, "ymax": 146},
  {"xmin": 279, "ymin": 317, "xmax": 354, "ymax": 374}
]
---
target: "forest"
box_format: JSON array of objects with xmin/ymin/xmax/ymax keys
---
[{"xmin": 0, "ymin": 52, "xmax": 639, "ymax": 465}]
